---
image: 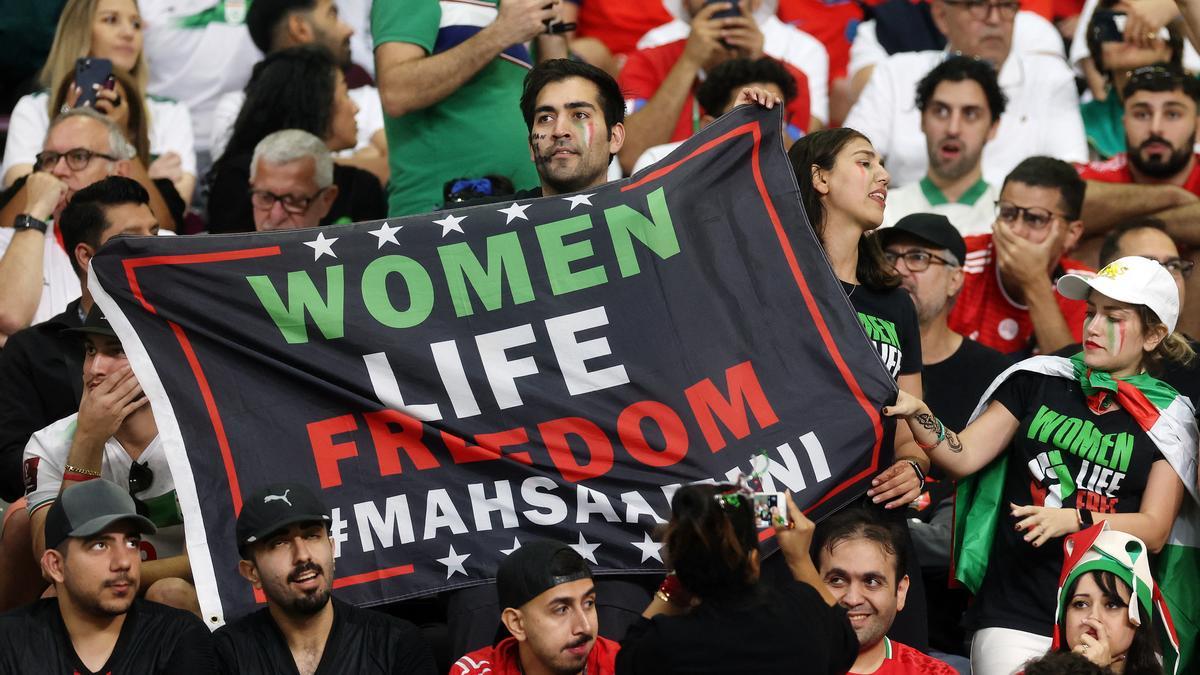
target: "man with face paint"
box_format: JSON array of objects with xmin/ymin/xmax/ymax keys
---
[{"xmin": 215, "ymin": 482, "xmax": 436, "ymax": 674}]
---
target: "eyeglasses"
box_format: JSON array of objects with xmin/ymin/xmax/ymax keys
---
[
  {"xmin": 884, "ymin": 249, "xmax": 957, "ymax": 272},
  {"xmin": 34, "ymin": 148, "xmax": 119, "ymax": 172},
  {"xmin": 1149, "ymin": 257, "xmax": 1195, "ymax": 278},
  {"xmin": 249, "ymin": 187, "xmax": 327, "ymax": 214},
  {"xmin": 941, "ymin": 0, "xmax": 1020, "ymax": 21},
  {"xmin": 128, "ymin": 460, "xmax": 154, "ymax": 517},
  {"xmin": 995, "ymin": 201, "xmax": 1073, "ymax": 231}
]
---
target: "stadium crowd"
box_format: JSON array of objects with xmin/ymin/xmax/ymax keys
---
[{"xmin": 0, "ymin": 0, "xmax": 1199, "ymax": 673}]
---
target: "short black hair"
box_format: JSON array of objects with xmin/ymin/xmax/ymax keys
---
[
  {"xmin": 1098, "ymin": 216, "xmax": 1170, "ymax": 267},
  {"xmin": 695, "ymin": 57, "xmax": 798, "ymax": 117},
  {"xmin": 914, "ymin": 55, "xmax": 1007, "ymax": 123},
  {"xmin": 245, "ymin": 0, "xmax": 318, "ymax": 54},
  {"xmin": 1121, "ymin": 65, "xmax": 1200, "ymax": 104},
  {"xmin": 811, "ymin": 506, "xmax": 908, "ymax": 582},
  {"xmin": 1022, "ymin": 651, "xmax": 1112, "ymax": 675},
  {"xmin": 1001, "ymin": 156, "xmax": 1087, "ymax": 220},
  {"xmin": 520, "ymin": 59, "xmax": 625, "ymax": 135},
  {"xmin": 59, "ymin": 176, "xmax": 150, "ymax": 276}
]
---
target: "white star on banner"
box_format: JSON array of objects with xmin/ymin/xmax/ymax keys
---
[
  {"xmin": 368, "ymin": 221, "xmax": 402, "ymax": 249},
  {"xmin": 500, "ymin": 537, "xmax": 522, "ymax": 556},
  {"xmin": 433, "ymin": 213, "xmax": 467, "ymax": 237},
  {"xmin": 631, "ymin": 533, "xmax": 664, "ymax": 563},
  {"xmin": 497, "ymin": 202, "xmax": 531, "ymax": 224},
  {"xmin": 303, "ymin": 232, "xmax": 338, "ymax": 260},
  {"xmin": 570, "ymin": 533, "xmax": 600, "ymax": 564},
  {"xmin": 562, "ymin": 193, "xmax": 594, "ymax": 210},
  {"xmin": 437, "ymin": 545, "xmax": 470, "ymax": 579}
]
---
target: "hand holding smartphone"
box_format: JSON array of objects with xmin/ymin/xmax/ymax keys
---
[
  {"xmin": 73, "ymin": 57, "xmax": 114, "ymax": 109},
  {"xmin": 705, "ymin": 0, "xmax": 742, "ymax": 19}
]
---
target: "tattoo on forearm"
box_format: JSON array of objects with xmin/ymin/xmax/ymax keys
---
[
  {"xmin": 947, "ymin": 430, "xmax": 963, "ymax": 453},
  {"xmin": 915, "ymin": 413, "xmax": 937, "ymax": 440}
]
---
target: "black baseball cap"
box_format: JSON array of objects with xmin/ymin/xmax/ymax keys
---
[
  {"xmin": 236, "ymin": 483, "xmax": 331, "ymax": 558},
  {"xmin": 496, "ymin": 539, "xmax": 592, "ymax": 611},
  {"xmin": 61, "ymin": 305, "xmax": 118, "ymax": 339},
  {"xmin": 44, "ymin": 480, "xmax": 157, "ymax": 550},
  {"xmin": 878, "ymin": 213, "xmax": 967, "ymax": 265}
]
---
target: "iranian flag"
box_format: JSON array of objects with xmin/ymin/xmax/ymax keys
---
[{"xmin": 951, "ymin": 355, "xmax": 1199, "ymax": 673}]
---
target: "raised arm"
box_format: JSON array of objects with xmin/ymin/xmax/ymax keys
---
[{"xmin": 883, "ymin": 391, "xmax": 1021, "ymax": 479}]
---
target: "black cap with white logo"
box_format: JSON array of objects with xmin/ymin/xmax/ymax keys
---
[{"xmin": 236, "ymin": 483, "xmax": 331, "ymax": 558}]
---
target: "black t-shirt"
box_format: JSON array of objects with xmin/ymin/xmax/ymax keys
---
[
  {"xmin": 924, "ymin": 338, "xmax": 1013, "ymax": 432},
  {"xmin": 215, "ymin": 597, "xmax": 435, "ymax": 675},
  {"xmin": 0, "ymin": 598, "xmax": 215, "ymax": 674},
  {"xmin": 843, "ymin": 282, "xmax": 922, "ymax": 382},
  {"xmin": 965, "ymin": 371, "xmax": 1166, "ymax": 635},
  {"xmin": 615, "ymin": 579, "xmax": 858, "ymax": 674}
]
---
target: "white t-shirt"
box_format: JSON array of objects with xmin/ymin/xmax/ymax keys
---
[
  {"xmin": 1, "ymin": 92, "xmax": 196, "ymax": 183},
  {"xmin": 633, "ymin": 141, "xmax": 684, "ymax": 175},
  {"xmin": 24, "ymin": 414, "xmax": 184, "ymax": 561},
  {"xmin": 881, "ymin": 178, "xmax": 1000, "ymax": 237},
  {"xmin": 140, "ymin": 0, "xmax": 263, "ymax": 152},
  {"xmin": 207, "ymin": 84, "xmax": 385, "ymax": 161},
  {"xmin": 636, "ymin": 16, "xmax": 831, "ymax": 124},
  {"xmin": 0, "ymin": 222, "xmax": 80, "ymax": 326},
  {"xmin": 848, "ymin": 11, "xmax": 1066, "ymax": 80},
  {"xmin": 844, "ymin": 50, "xmax": 1087, "ymax": 187}
]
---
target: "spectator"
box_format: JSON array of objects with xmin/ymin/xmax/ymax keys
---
[
  {"xmin": 1074, "ymin": 67, "xmax": 1200, "ymax": 338},
  {"xmin": 373, "ymin": 0, "xmax": 565, "ymax": 216},
  {"xmin": 845, "ymin": 0, "xmax": 1087, "ymax": 187},
  {"xmin": 0, "ymin": 176, "xmax": 159, "ymax": 611},
  {"xmin": 777, "ymin": 0, "xmax": 865, "ymax": 123},
  {"xmin": 2, "ymin": 0, "xmax": 197, "ymax": 204},
  {"xmin": 812, "ymin": 506, "xmax": 958, "ymax": 674},
  {"xmin": 210, "ymin": 0, "xmax": 388, "ymax": 185},
  {"xmin": 452, "ymin": 540, "xmax": 620, "ymax": 675},
  {"xmin": 618, "ymin": 1, "xmax": 814, "ymax": 173},
  {"xmin": 947, "ymin": 156, "xmax": 1092, "ymax": 355},
  {"xmin": 24, "ymin": 306, "xmax": 199, "ymax": 615},
  {"xmin": 0, "ymin": 480, "xmax": 216, "ymax": 673},
  {"xmin": 616, "ymin": 485, "xmax": 857, "ymax": 673},
  {"xmin": 1048, "ymin": 528, "xmax": 1172, "ymax": 674},
  {"xmin": 206, "ymin": 46, "xmax": 385, "ymax": 233},
  {"xmin": 632, "ymin": 57, "xmax": 798, "ymax": 174},
  {"xmin": 1079, "ymin": 1, "xmax": 1184, "ymax": 159},
  {"xmin": 1022, "ymin": 651, "xmax": 1116, "ymax": 674},
  {"xmin": 881, "ymin": 56, "xmax": 1007, "ymax": 236},
  {"xmin": 0, "ymin": 107, "xmax": 176, "ymax": 344},
  {"xmin": 215, "ymin": 482, "xmax": 436, "ymax": 674},
  {"xmin": 1070, "ymin": 0, "xmax": 1200, "ymax": 101},
  {"xmin": 884, "ymin": 255, "xmax": 1193, "ymax": 675},
  {"xmin": 635, "ymin": 0, "xmax": 829, "ymax": 127},
  {"xmin": 878, "ymin": 213, "xmax": 1012, "ymax": 663},
  {"xmin": 249, "ymin": 130, "xmax": 341, "ymax": 231}
]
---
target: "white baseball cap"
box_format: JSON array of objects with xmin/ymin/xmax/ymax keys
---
[{"xmin": 1057, "ymin": 255, "xmax": 1180, "ymax": 333}]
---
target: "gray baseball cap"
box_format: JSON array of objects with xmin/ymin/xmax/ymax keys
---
[{"xmin": 44, "ymin": 480, "xmax": 157, "ymax": 550}]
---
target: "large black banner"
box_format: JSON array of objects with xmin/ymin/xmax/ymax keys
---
[{"xmin": 91, "ymin": 106, "xmax": 897, "ymax": 628}]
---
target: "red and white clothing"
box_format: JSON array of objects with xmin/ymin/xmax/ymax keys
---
[
  {"xmin": 452, "ymin": 636, "xmax": 620, "ymax": 675},
  {"xmin": 852, "ymin": 637, "xmax": 959, "ymax": 674},
  {"xmin": 565, "ymin": 0, "xmax": 673, "ymax": 58},
  {"xmin": 620, "ymin": 41, "xmax": 811, "ymax": 142},
  {"xmin": 1076, "ymin": 153, "xmax": 1200, "ymax": 195},
  {"xmin": 948, "ymin": 234, "xmax": 1093, "ymax": 355}
]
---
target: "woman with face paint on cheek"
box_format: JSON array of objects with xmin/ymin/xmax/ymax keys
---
[
  {"xmin": 882, "ymin": 255, "xmax": 1196, "ymax": 675},
  {"xmin": 789, "ymin": 128, "xmax": 935, "ymax": 650}
]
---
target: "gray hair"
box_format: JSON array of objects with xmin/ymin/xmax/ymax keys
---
[
  {"xmin": 250, "ymin": 129, "xmax": 334, "ymax": 188},
  {"xmin": 47, "ymin": 107, "xmax": 136, "ymax": 161}
]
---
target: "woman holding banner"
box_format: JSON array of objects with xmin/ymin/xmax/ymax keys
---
[
  {"xmin": 883, "ymin": 255, "xmax": 1195, "ymax": 675},
  {"xmin": 789, "ymin": 128, "xmax": 932, "ymax": 649}
]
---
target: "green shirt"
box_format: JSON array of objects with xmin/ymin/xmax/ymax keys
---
[
  {"xmin": 372, "ymin": 0, "xmax": 540, "ymax": 216},
  {"xmin": 1081, "ymin": 86, "xmax": 1125, "ymax": 161}
]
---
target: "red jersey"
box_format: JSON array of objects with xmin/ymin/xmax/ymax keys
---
[
  {"xmin": 851, "ymin": 638, "xmax": 958, "ymax": 675},
  {"xmin": 569, "ymin": 0, "xmax": 673, "ymax": 58},
  {"xmin": 777, "ymin": 0, "xmax": 863, "ymax": 81},
  {"xmin": 1075, "ymin": 152, "xmax": 1200, "ymax": 196},
  {"xmin": 948, "ymin": 234, "xmax": 1093, "ymax": 354},
  {"xmin": 452, "ymin": 635, "xmax": 620, "ymax": 675},
  {"xmin": 620, "ymin": 40, "xmax": 811, "ymax": 142}
]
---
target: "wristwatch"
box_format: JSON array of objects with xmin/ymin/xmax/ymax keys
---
[{"xmin": 13, "ymin": 214, "xmax": 48, "ymax": 234}]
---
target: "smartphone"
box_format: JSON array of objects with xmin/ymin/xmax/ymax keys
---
[
  {"xmin": 753, "ymin": 492, "xmax": 788, "ymax": 529},
  {"xmin": 705, "ymin": 0, "xmax": 741, "ymax": 19},
  {"xmin": 74, "ymin": 57, "xmax": 114, "ymax": 109},
  {"xmin": 1090, "ymin": 10, "xmax": 1126, "ymax": 44}
]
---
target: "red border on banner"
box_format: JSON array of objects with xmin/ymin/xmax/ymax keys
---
[{"xmin": 120, "ymin": 119, "xmax": 885, "ymax": 591}]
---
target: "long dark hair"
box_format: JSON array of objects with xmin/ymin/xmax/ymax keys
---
[
  {"xmin": 788, "ymin": 128, "xmax": 900, "ymax": 291},
  {"xmin": 663, "ymin": 483, "xmax": 758, "ymax": 599},
  {"xmin": 218, "ymin": 45, "xmax": 338, "ymax": 162},
  {"xmin": 1057, "ymin": 571, "xmax": 1162, "ymax": 675}
]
